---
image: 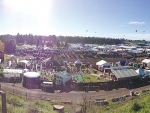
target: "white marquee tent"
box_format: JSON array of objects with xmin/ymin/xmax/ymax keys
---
[
  {"xmin": 19, "ymin": 60, "xmax": 29, "ymax": 64},
  {"xmin": 96, "ymin": 60, "xmax": 111, "ymax": 68},
  {"xmin": 142, "ymin": 59, "xmax": 150, "ymax": 67}
]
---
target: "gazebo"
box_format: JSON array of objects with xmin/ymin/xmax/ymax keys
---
[
  {"xmin": 75, "ymin": 59, "xmax": 82, "ymax": 72},
  {"xmin": 96, "ymin": 60, "xmax": 111, "ymax": 68}
]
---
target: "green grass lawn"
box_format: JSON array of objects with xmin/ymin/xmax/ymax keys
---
[
  {"xmin": 0, "ymin": 92, "xmax": 58, "ymax": 113},
  {"xmin": 81, "ymin": 74, "xmax": 107, "ymax": 83}
]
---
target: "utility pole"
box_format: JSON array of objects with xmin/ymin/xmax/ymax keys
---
[{"xmin": 0, "ymin": 91, "xmax": 7, "ymax": 113}]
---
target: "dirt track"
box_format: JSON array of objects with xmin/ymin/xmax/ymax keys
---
[{"xmin": 1, "ymin": 82, "xmax": 150, "ymax": 102}]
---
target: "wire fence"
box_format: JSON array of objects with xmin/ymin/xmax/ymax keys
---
[{"xmin": 0, "ymin": 84, "xmax": 63, "ymax": 102}]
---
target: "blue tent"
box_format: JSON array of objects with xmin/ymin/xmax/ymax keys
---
[
  {"xmin": 120, "ymin": 60, "xmax": 126, "ymax": 66},
  {"xmin": 136, "ymin": 68, "xmax": 145, "ymax": 79}
]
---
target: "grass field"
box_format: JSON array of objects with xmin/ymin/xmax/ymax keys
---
[
  {"xmin": 81, "ymin": 74, "xmax": 107, "ymax": 83},
  {"xmin": 0, "ymin": 92, "xmax": 57, "ymax": 113}
]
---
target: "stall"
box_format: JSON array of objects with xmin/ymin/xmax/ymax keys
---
[
  {"xmin": 75, "ymin": 59, "xmax": 82, "ymax": 72},
  {"xmin": 3, "ymin": 69, "xmax": 23, "ymax": 83}
]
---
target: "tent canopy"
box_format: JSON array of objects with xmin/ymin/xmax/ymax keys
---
[
  {"xmin": 3, "ymin": 69, "xmax": 23, "ymax": 74},
  {"xmin": 129, "ymin": 50, "xmax": 142, "ymax": 54},
  {"xmin": 85, "ymin": 48, "xmax": 99, "ymax": 52},
  {"xmin": 96, "ymin": 60, "xmax": 106, "ymax": 65},
  {"xmin": 96, "ymin": 60, "xmax": 111, "ymax": 67},
  {"xmin": 24, "ymin": 72, "xmax": 40, "ymax": 78},
  {"xmin": 142, "ymin": 59, "xmax": 150, "ymax": 64},
  {"xmin": 145, "ymin": 70, "xmax": 150, "ymax": 77},
  {"xmin": 75, "ymin": 59, "xmax": 82, "ymax": 64},
  {"xmin": 19, "ymin": 60, "xmax": 29, "ymax": 64}
]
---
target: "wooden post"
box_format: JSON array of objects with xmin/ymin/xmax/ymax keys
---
[
  {"xmin": 0, "ymin": 91, "xmax": 7, "ymax": 113},
  {"xmin": 26, "ymin": 93, "xmax": 27, "ymax": 101}
]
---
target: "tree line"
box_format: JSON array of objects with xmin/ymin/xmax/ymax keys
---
[{"xmin": 0, "ymin": 33, "xmax": 126, "ymax": 53}]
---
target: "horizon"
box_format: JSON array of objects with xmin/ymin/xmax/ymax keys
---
[
  {"xmin": 0, "ymin": 0, "xmax": 150, "ymax": 40},
  {"xmin": 2, "ymin": 33, "xmax": 150, "ymax": 42}
]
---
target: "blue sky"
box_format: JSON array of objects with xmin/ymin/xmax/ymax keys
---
[{"xmin": 0, "ymin": 0, "xmax": 150, "ymax": 40}]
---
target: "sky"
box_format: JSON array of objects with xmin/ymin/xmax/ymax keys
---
[{"xmin": 0, "ymin": 0, "xmax": 150, "ymax": 40}]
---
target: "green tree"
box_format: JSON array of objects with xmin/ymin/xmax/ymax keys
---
[{"xmin": 0, "ymin": 40, "xmax": 4, "ymax": 52}]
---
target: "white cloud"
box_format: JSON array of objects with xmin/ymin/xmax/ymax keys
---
[
  {"xmin": 128, "ymin": 21, "xmax": 146, "ymax": 25},
  {"xmin": 111, "ymin": 33, "xmax": 150, "ymax": 40}
]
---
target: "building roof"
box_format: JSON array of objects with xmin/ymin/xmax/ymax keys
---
[
  {"xmin": 142, "ymin": 59, "xmax": 150, "ymax": 64},
  {"xmin": 110, "ymin": 66, "xmax": 139, "ymax": 81},
  {"xmin": 3, "ymin": 69, "xmax": 23, "ymax": 74},
  {"xmin": 129, "ymin": 50, "xmax": 142, "ymax": 54},
  {"xmin": 24, "ymin": 72, "xmax": 40, "ymax": 78}
]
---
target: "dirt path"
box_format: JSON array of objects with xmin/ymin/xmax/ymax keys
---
[{"xmin": 1, "ymin": 82, "xmax": 150, "ymax": 102}]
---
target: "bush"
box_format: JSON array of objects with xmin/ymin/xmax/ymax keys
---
[{"xmin": 132, "ymin": 103, "xmax": 141, "ymax": 111}]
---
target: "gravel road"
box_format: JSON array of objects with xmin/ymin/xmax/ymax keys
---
[{"xmin": 1, "ymin": 82, "xmax": 150, "ymax": 101}]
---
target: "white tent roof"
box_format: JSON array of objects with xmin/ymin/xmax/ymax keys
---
[
  {"xmin": 3, "ymin": 69, "xmax": 23, "ymax": 74},
  {"xmin": 96, "ymin": 60, "xmax": 106, "ymax": 65},
  {"xmin": 97, "ymin": 51, "xmax": 105, "ymax": 55},
  {"xmin": 142, "ymin": 59, "xmax": 150, "ymax": 64},
  {"xmin": 114, "ymin": 49, "xmax": 123, "ymax": 52},
  {"xmin": 145, "ymin": 70, "xmax": 150, "ymax": 76},
  {"xmin": 97, "ymin": 46, "xmax": 107, "ymax": 49},
  {"xmin": 129, "ymin": 50, "xmax": 142, "ymax": 54},
  {"xmin": 44, "ymin": 47, "xmax": 50, "ymax": 50},
  {"xmin": 24, "ymin": 72, "xmax": 40, "ymax": 78},
  {"xmin": 19, "ymin": 60, "xmax": 29, "ymax": 64},
  {"xmin": 146, "ymin": 49, "xmax": 150, "ymax": 52},
  {"xmin": 85, "ymin": 48, "xmax": 99, "ymax": 52},
  {"xmin": 75, "ymin": 59, "xmax": 82, "ymax": 64},
  {"xmin": 102, "ymin": 62, "xmax": 111, "ymax": 66},
  {"xmin": 96, "ymin": 60, "xmax": 111, "ymax": 66}
]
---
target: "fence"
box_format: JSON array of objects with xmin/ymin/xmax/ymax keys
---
[
  {"xmin": 0, "ymin": 77, "xmax": 149, "ymax": 102},
  {"xmin": 1, "ymin": 84, "xmax": 61, "ymax": 101}
]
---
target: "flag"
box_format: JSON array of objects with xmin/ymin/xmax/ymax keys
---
[
  {"xmin": 36, "ymin": 64, "xmax": 38, "ymax": 70},
  {"xmin": 9, "ymin": 61, "xmax": 11, "ymax": 67},
  {"xmin": 40, "ymin": 63, "xmax": 42, "ymax": 71},
  {"xmin": 16, "ymin": 58, "xmax": 19, "ymax": 64}
]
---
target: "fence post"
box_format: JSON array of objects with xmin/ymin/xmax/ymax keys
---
[
  {"xmin": 13, "ymin": 89, "xmax": 14, "ymax": 95},
  {"xmin": 0, "ymin": 91, "xmax": 7, "ymax": 113},
  {"xmin": 26, "ymin": 93, "xmax": 27, "ymax": 101}
]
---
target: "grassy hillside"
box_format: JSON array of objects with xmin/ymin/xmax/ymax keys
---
[
  {"xmin": 0, "ymin": 92, "xmax": 57, "ymax": 113},
  {"xmin": 85, "ymin": 91, "xmax": 150, "ymax": 113},
  {"xmin": 1, "ymin": 90, "xmax": 150, "ymax": 113}
]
